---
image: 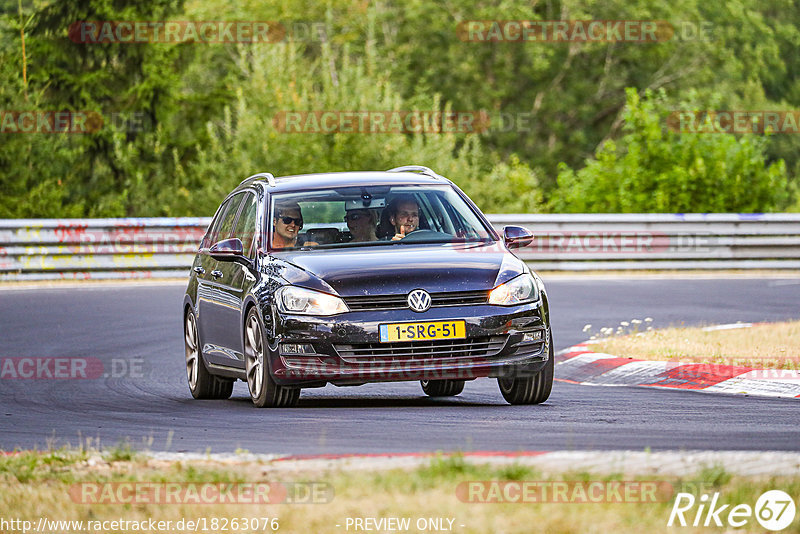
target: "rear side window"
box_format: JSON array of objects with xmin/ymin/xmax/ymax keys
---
[
  {"xmin": 217, "ymin": 193, "xmax": 246, "ymax": 241},
  {"xmin": 202, "ymin": 199, "xmax": 231, "ymax": 249},
  {"xmin": 205, "ymin": 193, "xmax": 245, "ymax": 247},
  {"xmin": 233, "ymin": 193, "xmax": 259, "ymax": 258}
]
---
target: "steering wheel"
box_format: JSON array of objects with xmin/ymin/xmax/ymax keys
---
[{"xmin": 400, "ymin": 229, "xmax": 447, "ymax": 242}]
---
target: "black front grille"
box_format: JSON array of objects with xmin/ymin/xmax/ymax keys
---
[
  {"xmin": 343, "ymin": 290, "xmax": 489, "ymax": 311},
  {"xmin": 334, "ymin": 335, "xmax": 507, "ymax": 364}
]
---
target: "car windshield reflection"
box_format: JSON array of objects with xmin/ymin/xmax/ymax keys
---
[{"xmin": 268, "ymin": 185, "xmax": 495, "ymax": 251}]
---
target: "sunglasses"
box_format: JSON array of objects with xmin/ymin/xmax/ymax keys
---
[
  {"xmin": 277, "ymin": 216, "xmax": 303, "ymax": 227},
  {"xmin": 344, "ymin": 212, "xmax": 370, "ymax": 222}
]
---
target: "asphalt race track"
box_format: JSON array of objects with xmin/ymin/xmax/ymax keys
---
[{"xmin": 1, "ymin": 278, "xmax": 799, "ymax": 454}]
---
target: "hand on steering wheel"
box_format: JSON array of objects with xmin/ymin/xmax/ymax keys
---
[
  {"xmin": 392, "ymin": 226, "xmax": 417, "ymax": 240},
  {"xmin": 392, "ymin": 228, "xmax": 427, "ymax": 241}
]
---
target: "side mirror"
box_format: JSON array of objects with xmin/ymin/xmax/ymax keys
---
[
  {"xmin": 209, "ymin": 238, "xmax": 245, "ymax": 260},
  {"xmin": 503, "ymin": 225, "xmax": 534, "ymax": 249}
]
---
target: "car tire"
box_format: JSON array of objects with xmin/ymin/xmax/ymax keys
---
[
  {"xmin": 420, "ymin": 379, "xmax": 465, "ymax": 397},
  {"xmin": 184, "ymin": 309, "xmax": 234, "ymax": 400},
  {"xmin": 244, "ymin": 308, "xmax": 300, "ymax": 408},
  {"xmin": 497, "ymin": 329, "xmax": 554, "ymax": 405}
]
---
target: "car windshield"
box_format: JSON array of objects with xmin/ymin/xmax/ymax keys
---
[{"xmin": 268, "ymin": 185, "xmax": 495, "ymax": 250}]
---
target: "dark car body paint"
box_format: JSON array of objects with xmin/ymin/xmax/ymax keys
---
[{"xmin": 183, "ymin": 172, "xmax": 551, "ymax": 388}]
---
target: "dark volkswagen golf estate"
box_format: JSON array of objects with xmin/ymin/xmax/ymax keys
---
[{"xmin": 183, "ymin": 166, "xmax": 553, "ymax": 407}]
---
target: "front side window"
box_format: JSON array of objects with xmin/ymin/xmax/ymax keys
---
[{"xmin": 268, "ymin": 185, "xmax": 494, "ymax": 250}]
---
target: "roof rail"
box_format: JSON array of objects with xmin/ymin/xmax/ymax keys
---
[
  {"xmin": 386, "ymin": 165, "xmax": 446, "ymax": 180},
  {"xmin": 239, "ymin": 172, "xmax": 276, "ymax": 187}
]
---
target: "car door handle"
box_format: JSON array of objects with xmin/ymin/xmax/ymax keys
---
[
  {"xmin": 211, "ymin": 270, "xmax": 223, "ymax": 279},
  {"xmin": 193, "ymin": 266, "xmax": 205, "ymax": 275}
]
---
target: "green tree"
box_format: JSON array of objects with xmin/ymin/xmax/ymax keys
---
[
  {"xmin": 3, "ymin": 0, "xmax": 799, "ymax": 216},
  {"xmin": 550, "ymin": 88, "xmax": 789, "ymax": 212},
  {"xmin": 170, "ymin": 41, "xmax": 542, "ymax": 215}
]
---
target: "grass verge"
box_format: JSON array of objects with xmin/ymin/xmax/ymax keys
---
[
  {"xmin": 1, "ymin": 450, "xmax": 799, "ymax": 533},
  {"xmin": 589, "ymin": 320, "xmax": 800, "ymax": 369}
]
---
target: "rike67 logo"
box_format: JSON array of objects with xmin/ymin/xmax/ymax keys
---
[{"xmin": 668, "ymin": 490, "xmax": 796, "ymax": 531}]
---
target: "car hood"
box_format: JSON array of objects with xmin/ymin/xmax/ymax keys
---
[{"xmin": 269, "ymin": 242, "xmax": 526, "ymax": 296}]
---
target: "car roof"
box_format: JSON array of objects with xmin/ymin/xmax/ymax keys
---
[{"xmin": 233, "ymin": 171, "xmax": 454, "ymax": 195}]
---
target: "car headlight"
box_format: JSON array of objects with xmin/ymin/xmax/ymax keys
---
[
  {"xmin": 276, "ymin": 286, "xmax": 349, "ymax": 315},
  {"xmin": 488, "ymin": 274, "xmax": 539, "ymax": 306}
]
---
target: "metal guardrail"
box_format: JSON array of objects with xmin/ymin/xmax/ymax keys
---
[
  {"xmin": 0, "ymin": 218, "xmax": 208, "ymax": 281},
  {"xmin": 494, "ymin": 213, "xmax": 800, "ymax": 270},
  {"xmin": 1, "ymin": 214, "xmax": 799, "ymax": 280}
]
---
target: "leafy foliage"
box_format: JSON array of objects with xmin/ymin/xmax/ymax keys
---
[
  {"xmin": 550, "ymin": 89, "xmax": 789, "ymax": 212},
  {"xmin": 0, "ymin": 0, "xmax": 797, "ymax": 216}
]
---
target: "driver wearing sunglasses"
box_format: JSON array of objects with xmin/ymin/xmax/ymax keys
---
[{"xmin": 272, "ymin": 201, "xmax": 318, "ymax": 249}]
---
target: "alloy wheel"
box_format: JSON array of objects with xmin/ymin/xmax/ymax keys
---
[
  {"xmin": 184, "ymin": 312, "xmax": 199, "ymax": 390},
  {"xmin": 245, "ymin": 313, "xmax": 264, "ymax": 399}
]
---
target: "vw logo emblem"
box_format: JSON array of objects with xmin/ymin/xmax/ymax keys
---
[{"xmin": 407, "ymin": 289, "xmax": 432, "ymax": 312}]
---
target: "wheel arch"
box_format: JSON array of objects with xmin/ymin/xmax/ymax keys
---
[
  {"xmin": 241, "ymin": 294, "xmax": 262, "ymax": 337},
  {"xmin": 182, "ymin": 294, "xmax": 196, "ymax": 318},
  {"xmin": 241, "ymin": 295, "xmax": 278, "ymax": 376}
]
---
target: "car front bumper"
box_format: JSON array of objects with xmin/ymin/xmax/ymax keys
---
[{"xmin": 268, "ymin": 301, "xmax": 550, "ymax": 386}]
